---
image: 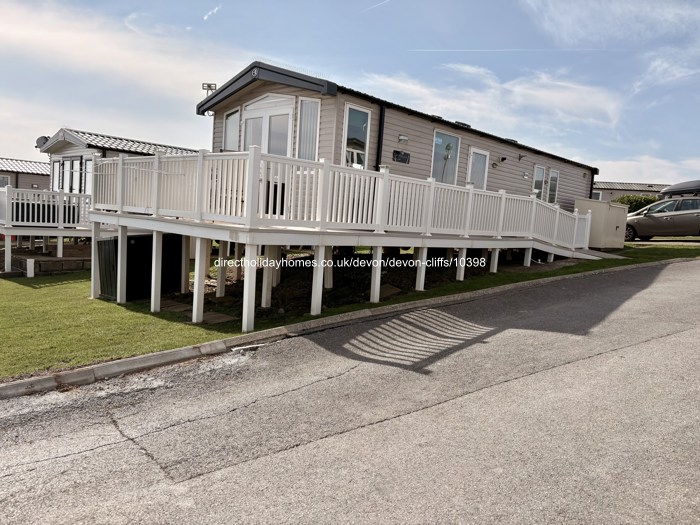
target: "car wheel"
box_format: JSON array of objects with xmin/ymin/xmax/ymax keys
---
[{"xmin": 625, "ymin": 225, "xmax": 637, "ymax": 242}]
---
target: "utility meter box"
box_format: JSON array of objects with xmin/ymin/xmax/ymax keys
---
[{"xmin": 575, "ymin": 198, "xmax": 628, "ymax": 249}]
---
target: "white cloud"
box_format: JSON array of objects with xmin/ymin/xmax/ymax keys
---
[
  {"xmin": 594, "ymin": 155, "xmax": 700, "ymax": 184},
  {"xmin": 0, "ymin": 1, "xmax": 248, "ymax": 104},
  {"xmin": 203, "ymin": 4, "xmax": 223, "ymax": 21}
]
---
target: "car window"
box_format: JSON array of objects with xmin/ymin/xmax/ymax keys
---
[
  {"xmin": 647, "ymin": 200, "xmax": 678, "ymax": 214},
  {"xmin": 678, "ymin": 199, "xmax": 700, "ymax": 211}
]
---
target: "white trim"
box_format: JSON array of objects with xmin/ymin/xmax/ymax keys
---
[
  {"xmin": 430, "ymin": 129, "xmax": 461, "ymax": 185},
  {"xmin": 467, "ymin": 146, "xmax": 490, "ymax": 190},
  {"xmin": 341, "ymin": 103, "xmax": 371, "ymax": 170},
  {"xmin": 295, "ymin": 97, "xmax": 321, "ymax": 161}
]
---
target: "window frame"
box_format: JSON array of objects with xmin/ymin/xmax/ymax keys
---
[
  {"xmin": 341, "ymin": 103, "xmax": 371, "ymax": 169},
  {"xmin": 0, "ymin": 175, "xmax": 10, "ymax": 188},
  {"xmin": 241, "ymin": 93, "xmax": 294, "ymax": 155},
  {"xmin": 295, "ymin": 97, "xmax": 321, "ymax": 161},
  {"xmin": 547, "ymin": 169, "xmax": 560, "ymax": 204},
  {"xmin": 430, "ymin": 129, "xmax": 461, "ymax": 185},
  {"xmin": 223, "ymin": 108, "xmax": 241, "ymax": 152}
]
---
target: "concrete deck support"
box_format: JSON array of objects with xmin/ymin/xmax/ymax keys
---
[
  {"xmin": 523, "ymin": 247, "xmax": 533, "ymax": 267},
  {"xmin": 151, "ymin": 231, "xmax": 163, "ymax": 313},
  {"xmin": 547, "ymin": 252, "xmax": 555, "ymax": 263},
  {"xmin": 311, "ymin": 245, "xmax": 326, "ymax": 315},
  {"xmin": 261, "ymin": 245, "xmax": 274, "ymax": 309},
  {"xmin": 181, "ymin": 236, "xmax": 190, "ymax": 293},
  {"xmin": 216, "ymin": 240, "xmax": 229, "ymax": 298},
  {"xmin": 3, "ymin": 232, "xmax": 11, "ymax": 272},
  {"xmin": 415, "ymin": 247, "xmax": 428, "ymax": 291},
  {"xmin": 29, "ymin": 236, "xmax": 35, "ymax": 250},
  {"xmin": 490, "ymin": 248, "xmax": 500, "ymax": 273},
  {"xmin": 56, "ymin": 237, "xmax": 63, "ymax": 258},
  {"xmin": 90, "ymin": 222, "xmax": 101, "ymax": 299},
  {"xmin": 116, "ymin": 226, "xmax": 127, "ymax": 304},
  {"xmin": 42, "ymin": 236, "xmax": 49, "ymax": 253},
  {"xmin": 370, "ymin": 246, "xmax": 383, "ymax": 303},
  {"xmin": 324, "ymin": 246, "xmax": 334, "ymax": 289},
  {"xmin": 242, "ymin": 243, "xmax": 259, "ymax": 332},
  {"xmin": 456, "ymin": 248, "xmax": 467, "ymax": 281},
  {"xmin": 192, "ymin": 237, "xmax": 208, "ymax": 323}
]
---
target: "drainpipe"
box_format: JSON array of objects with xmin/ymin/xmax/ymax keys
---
[{"xmin": 374, "ymin": 104, "xmax": 386, "ymax": 171}]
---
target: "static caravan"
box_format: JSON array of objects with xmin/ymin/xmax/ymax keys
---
[{"xmin": 197, "ymin": 62, "xmax": 598, "ymax": 212}]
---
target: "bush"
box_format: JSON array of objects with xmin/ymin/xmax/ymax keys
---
[{"xmin": 612, "ymin": 194, "xmax": 658, "ymax": 213}]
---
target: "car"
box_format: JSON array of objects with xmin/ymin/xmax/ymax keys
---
[{"xmin": 626, "ymin": 196, "xmax": 700, "ymax": 241}]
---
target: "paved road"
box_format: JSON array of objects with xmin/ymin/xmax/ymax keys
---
[{"xmin": 2, "ymin": 261, "xmax": 699, "ymax": 524}]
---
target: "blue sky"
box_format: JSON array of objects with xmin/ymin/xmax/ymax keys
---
[{"xmin": 2, "ymin": 0, "xmax": 700, "ymax": 183}]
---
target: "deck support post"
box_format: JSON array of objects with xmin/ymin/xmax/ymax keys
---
[
  {"xmin": 233, "ymin": 242, "xmax": 243, "ymax": 281},
  {"xmin": 490, "ymin": 248, "xmax": 500, "ymax": 273},
  {"xmin": 3, "ymin": 231, "xmax": 12, "ymax": 272},
  {"xmin": 216, "ymin": 240, "xmax": 229, "ymax": 298},
  {"xmin": 116, "ymin": 226, "xmax": 127, "ymax": 304},
  {"xmin": 415, "ymin": 246, "xmax": 427, "ymax": 291},
  {"xmin": 370, "ymin": 246, "xmax": 383, "ymax": 303},
  {"xmin": 42, "ymin": 236, "xmax": 49, "ymax": 253},
  {"xmin": 272, "ymin": 245, "xmax": 282, "ymax": 287},
  {"xmin": 523, "ymin": 247, "xmax": 533, "ymax": 267},
  {"xmin": 192, "ymin": 237, "xmax": 208, "ymax": 323},
  {"xmin": 29, "ymin": 236, "xmax": 35, "ymax": 250},
  {"xmin": 547, "ymin": 252, "xmax": 555, "ymax": 263},
  {"xmin": 311, "ymin": 245, "xmax": 326, "ymax": 315},
  {"xmin": 262, "ymin": 245, "xmax": 274, "ymax": 309},
  {"xmin": 456, "ymin": 248, "xmax": 467, "ymax": 281},
  {"xmin": 181, "ymin": 236, "xmax": 190, "ymax": 293},
  {"xmin": 151, "ymin": 231, "xmax": 163, "ymax": 313},
  {"xmin": 91, "ymin": 222, "xmax": 101, "ymax": 299},
  {"xmin": 324, "ymin": 245, "xmax": 333, "ymax": 289},
  {"xmin": 57, "ymin": 237, "xmax": 63, "ymax": 258},
  {"xmin": 242, "ymin": 243, "xmax": 259, "ymax": 332}
]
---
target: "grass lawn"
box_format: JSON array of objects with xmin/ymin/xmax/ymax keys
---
[{"xmin": 2, "ymin": 244, "xmax": 699, "ymax": 381}]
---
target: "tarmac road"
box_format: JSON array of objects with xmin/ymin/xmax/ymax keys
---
[{"xmin": 1, "ymin": 260, "xmax": 699, "ymax": 524}]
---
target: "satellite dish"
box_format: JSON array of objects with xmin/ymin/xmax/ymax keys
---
[{"xmin": 35, "ymin": 136, "xmax": 49, "ymax": 149}]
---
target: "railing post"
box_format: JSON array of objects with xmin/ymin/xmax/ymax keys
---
[
  {"xmin": 461, "ymin": 182, "xmax": 474, "ymax": 238},
  {"xmin": 244, "ymin": 146, "xmax": 261, "ymax": 229},
  {"xmin": 496, "ymin": 189, "xmax": 507, "ymax": 238},
  {"xmin": 4, "ymin": 185, "xmax": 12, "ymax": 226},
  {"xmin": 571, "ymin": 208, "xmax": 579, "ymax": 249},
  {"xmin": 552, "ymin": 204, "xmax": 561, "ymax": 244},
  {"xmin": 374, "ymin": 165, "xmax": 390, "ymax": 233},
  {"xmin": 527, "ymin": 193, "xmax": 537, "ymax": 239},
  {"xmin": 422, "ymin": 177, "xmax": 436, "ymax": 236},
  {"xmin": 57, "ymin": 188, "xmax": 65, "ymax": 229},
  {"xmin": 116, "ymin": 153, "xmax": 125, "ymax": 214},
  {"xmin": 90, "ymin": 153, "xmax": 99, "ymax": 211},
  {"xmin": 151, "ymin": 150, "xmax": 161, "ymax": 217},
  {"xmin": 317, "ymin": 159, "xmax": 331, "ymax": 230},
  {"xmin": 194, "ymin": 149, "xmax": 206, "ymax": 222}
]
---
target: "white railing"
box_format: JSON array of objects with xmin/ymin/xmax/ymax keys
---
[
  {"xmin": 0, "ymin": 186, "xmax": 91, "ymax": 228},
  {"xmin": 92, "ymin": 147, "xmax": 591, "ymax": 249}
]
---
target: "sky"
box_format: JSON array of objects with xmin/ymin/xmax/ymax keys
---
[{"xmin": 2, "ymin": 0, "xmax": 700, "ymax": 184}]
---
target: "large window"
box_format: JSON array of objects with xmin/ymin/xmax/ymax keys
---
[
  {"xmin": 343, "ymin": 104, "xmax": 370, "ymax": 169},
  {"xmin": 431, "ymin": 131, "xmax": 460, "ymax": 184},
  {"xmin": 533, "ymin": 165, "xmax": 546, "ymax": 200},
  {"xmin": 52, "ymin": 157, "xmax": 89, "ymax": 193},
  {"xmin": 223, "ymin": 110, "xmax": 240, "ymax": 151},
  {"xmin": 297, "ymin": 98, "xmax": 320, "ymax": 161},
  {"xmin": 533, "ymin": 165, "xmax": 559, "ymax": 203},
  {"xmin": 548, "ymin": 170, "xmax": 559, "ymax": 203},
  {"xmin": 468, "ymin": 148, "xmax": 489, "ymax": 190}
]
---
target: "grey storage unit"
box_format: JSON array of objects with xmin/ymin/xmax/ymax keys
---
[{"xmin": 575, "ymin": 198, "xmax": 628, "ymax": 249}]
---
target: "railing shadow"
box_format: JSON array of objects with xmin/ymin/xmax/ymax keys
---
[{"xmin": 312, "ymin": 264, "xmax": 667, "ymax": 373}]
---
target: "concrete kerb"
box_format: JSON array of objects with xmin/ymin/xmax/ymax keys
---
[{"xmin": 0, "ymin": 258, "xmax": 694, "ymax": 400}]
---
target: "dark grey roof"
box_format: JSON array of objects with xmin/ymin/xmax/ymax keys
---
[
  {"xmin": 40, "ymin": 128, "xmax": 199, "ymax": 156},
  {"xmin": 0, "ymin": 157, "xmax": 50, "ymax": 176},
  {"xmin": 197, "ymin": 62, "xmax": 598, "ymax": 174},
  {"xmin": 594, "ymin": 181, "xmax": 668, "ymax": 191}
]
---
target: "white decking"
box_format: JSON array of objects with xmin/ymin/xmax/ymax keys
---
[
  {"xmin": 84, "ymin": 146, "xmax": 593, "ymax": 332},
  {"xmin": 0, "ymin": 186, "xmax": 92, "ymax": 272}
]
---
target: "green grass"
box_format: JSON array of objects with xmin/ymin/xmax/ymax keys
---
[{"xmin": 2, "ymin": 244, "xmax": 699, "ymax": 381}]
